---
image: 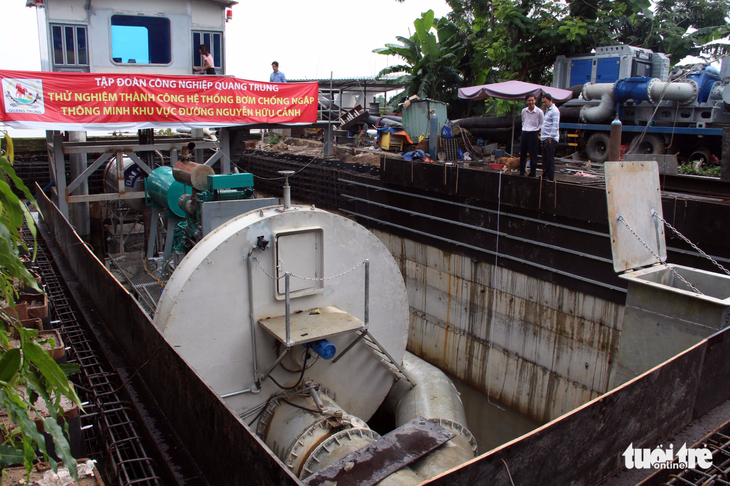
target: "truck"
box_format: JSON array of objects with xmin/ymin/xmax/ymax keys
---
[{"xmin": 552, "ymin": 45, "xmax": 730, "ymax": 165}]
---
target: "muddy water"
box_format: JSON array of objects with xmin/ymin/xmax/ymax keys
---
[{"xmin": 451, "ymin": 376, "xmax": 539, "ymax": 454}]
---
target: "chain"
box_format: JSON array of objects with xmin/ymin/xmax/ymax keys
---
[
  {"xmin": 651, "ymin": 210, "xmax": 730, "ymax": 278},
  {"xmin": 617, "ymin": 215, "xmax": 704, "ymax": 295},
  {"xmin": 251, "ymin": 255, "xmax": 367, "ymax": 281}
]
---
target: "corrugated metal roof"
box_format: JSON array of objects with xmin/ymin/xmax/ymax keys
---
[{"xmin": 288, "ymin": 77, "xmax": 406, "ymax": 92}]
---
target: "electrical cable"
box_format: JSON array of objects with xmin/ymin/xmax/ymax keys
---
[
  {"xmin": 269, "ymin": 350, "xmax": 309, "ymax": 390},
  {"xmin": 247, "ymin": 397, "xmax": 273, "ymax": 426},
  {"xmin": 280, "ymin": 397, "xmax": 321, "ymax": 414}
]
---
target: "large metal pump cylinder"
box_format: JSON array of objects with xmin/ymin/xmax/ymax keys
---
[
  {"xmin": 146, "ymin": 166, "xmax": 189, "ymax": 217},
  {"xmin": 154, "ymin": 205, "xmax": 410, "ymax": 423},
  {"xmin": 104, "ymin": 156, "xmax": 145, "ymax": 212}
]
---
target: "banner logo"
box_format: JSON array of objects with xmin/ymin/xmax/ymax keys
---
[
  {"xmin": 623, "ymin": 443, "xmax": 712, "ymax": 470},
  {"xmin": 2, "ymin": 78, "xmax": 45, "ymax": 114}
]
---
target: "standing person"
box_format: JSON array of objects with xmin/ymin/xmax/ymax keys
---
[
  {"xmin": 270, "ymin": 61, "xmax": 287, "ymax": 83},
  {"xmin": 541, "ymin": 93, "xmax": 560, "ymax": 181},
  {"xmin": 194, "ymin": 45, "xmax": 216, "ymax": 75},
  {"xmin": 519, "ymin": 94, "xmax": 544, "ymax": 177}
]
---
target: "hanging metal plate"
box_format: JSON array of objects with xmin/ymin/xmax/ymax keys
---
[
  {"xmin": 605, "ymin": 161, "xmax": 666, "ymax": 273},
  {"xmin": 303, "ymin": 417, "xmax": 455, "ymax": 486}
]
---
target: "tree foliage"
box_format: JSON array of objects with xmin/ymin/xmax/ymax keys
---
[
  {"xmin": 381, "ymin": 0, "xmax": 729, "ymax": 115},
  {"xmin": 373, "ymin": 10, "xmax": 486, "ymax": 117},
  {"xmin": 0, "ymin": 133, "xmax": 82, "ymax": 480}
]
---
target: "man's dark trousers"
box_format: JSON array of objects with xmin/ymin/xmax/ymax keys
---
[
  {"xmin": 519, "ymin": 131, "xmax": 539, "ymax": 176},
  {"xmin": 541, "ymin": 138, "xmax": 557, "ymax": 181}
]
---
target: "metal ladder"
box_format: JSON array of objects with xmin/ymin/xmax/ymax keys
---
[{"xmin": 333, "ymin": 329, "xmax": 416, "ymax": 388}]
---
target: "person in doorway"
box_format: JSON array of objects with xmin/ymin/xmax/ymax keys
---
[
  {"xmin": 541, "ymin": 93, "xmax": 560, "ymax": 181},
  {"xmin": 194, "ymin": 45, "xmax": 216, "ymax": 75},
  {"xmin": 270, "ymin": 61, "xmax": 287, "ymax": 83},
  {"xmin": 519, "ymin": 94, "xmax": 543, "ymax": 177}
]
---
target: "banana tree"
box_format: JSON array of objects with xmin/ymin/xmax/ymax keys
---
[{"xmin": 374, "ymin": 10, "xmax": 485, "ymax": 117}]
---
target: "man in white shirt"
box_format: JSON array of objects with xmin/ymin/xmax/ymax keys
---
[
  {"xmin": 519, "ymin": 95, "xmax": 544, "ymax": 177},
  {"xmin": 541, "ymin": 93, "xmax": 560, "ymax": 181}
]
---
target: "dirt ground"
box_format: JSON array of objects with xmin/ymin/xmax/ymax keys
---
[{"xmin": 255, "ymin": 137, "xmax": 403, "ymax": 166}]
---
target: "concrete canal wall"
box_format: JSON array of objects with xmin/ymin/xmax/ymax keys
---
[{"xmin": 376, "ymin": 231, "xmax": 625, "ymax": 424}]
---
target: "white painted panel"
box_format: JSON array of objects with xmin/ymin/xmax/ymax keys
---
[
  {"xmin": 46, "ymin": 0, "xmax": 87, "ymax": 22},
  {"xmin": 191, "ymin": 2, "xmax": 225, "ymax": 29},
  {"xmin": 605, "ymin": 161, "xmax": 666, "ymax": 273}
]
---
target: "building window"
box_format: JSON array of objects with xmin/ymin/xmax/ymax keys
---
[
  {"xmin": 192, "ymin": 31, "xmax": 223, "ymax": 73},
  {"xmin": 51, "ymin": 24, "xmax": 88, "ymax": 67},
  {"xmin": 111, "ymin": 15, "xmax": 171, "ymax": 64}
]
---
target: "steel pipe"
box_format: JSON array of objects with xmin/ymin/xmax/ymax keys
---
[
  {"xmin": 385, "ymin": 352, "xmax": 477, "ymax": 480},
  {"xmin": 581, "ymin": 83, "xmax": 616, "ymax": 123}
]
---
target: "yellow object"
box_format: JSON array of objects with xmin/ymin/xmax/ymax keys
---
[{"xmin": 381, "ymin": 132, "xmax": 404, "ymax": 152}]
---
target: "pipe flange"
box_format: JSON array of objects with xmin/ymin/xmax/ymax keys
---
[
  {"xmin": 255, "ymin": 383, "xmax": 336, "ymax": 437},
  {"xmin": 300, "ymin": 428, "xmax": 380, "ymax": 479},
  {"xmin": 679, "ymin": 79, "xmax": 699, "ymax": 106},
  {"xmin": 286, "ymin": 413, "xmax": 369, "ymax": 476},
  {"xmin": 255, "ymin": 397, "xmax": 282, "ymax": 437},
  {"xmin": 645, "ymin": 78, "xmax": 660, "ymax": 104},
  {"xmin": 426, "ymin": 417, "xmax": 479, "ymax": 456},
  {"xmin": 286, "ymin": 417, "xmax": 339, "ymax": 476}
]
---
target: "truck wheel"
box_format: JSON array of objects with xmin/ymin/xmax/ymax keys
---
[
  {"xmin": 585, "ymin": 133, "xmax": 610, "ymax": 162},
  {"xmin": 633, "ymin": 134, "xmax": 666, "ymax": 155},
  {"xmin": 689, "ymin": 147, "xmax": 714, "ymax": 165}
]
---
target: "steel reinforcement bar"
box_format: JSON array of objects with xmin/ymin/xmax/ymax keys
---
[{"xmin": 24, "ymin": 228, "xmax": 161, "ymax": 486}]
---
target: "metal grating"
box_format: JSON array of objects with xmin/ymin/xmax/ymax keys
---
[
  {"xmin": 236, "ymin": 150, "xmax": 375, "ymax": 212},
  {"xmin": 25, "ymin": 230, "xmax": 162, "ymax": 486},
  {"xmin": 442, "ymin": 138, "xmax": 460, "ymax": 161},
  {"xmin": 107, "ymin": 254, "xmax": 164, "ymax": 314},
  {"xmin": 664, "ymin": 429, "xmax": 730, "ymax": 485}
]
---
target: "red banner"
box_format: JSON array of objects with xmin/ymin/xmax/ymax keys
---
[{"xmin": 0, "ymin": 70, "xmax": 319, "ymax": 131}]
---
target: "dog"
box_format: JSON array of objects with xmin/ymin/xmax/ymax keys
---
[{"xmin": 497, "ymin": 156, "xmax": 521, "ymax": 173}]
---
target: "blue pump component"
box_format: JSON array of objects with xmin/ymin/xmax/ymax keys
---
[
  {"xmin": 308, "ymin": 339, "xmax": 336, "ymax": 360},
  {"xmin": 687, "ymin": 66, "xmax": 721, "ymax": 104},
  {"xmin": 613, "ymin": 77, "xmax": 653, "ymax": 104},
  {"xmin": 428, "ymin": 112, "xmax": 439, "ymax": 161}
]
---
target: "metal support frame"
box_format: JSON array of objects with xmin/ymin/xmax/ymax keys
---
[
  {"xmin": 48, "ymin": 131, "xmax": 68, "ymax": 217},
  {"xmin": 45, "ymin": 135, "xmax": 224, "ymax": 219},
  {"xmin": 285, "ymin": 272, "xmax": 292, "ymax": 346},
  {"xmin": 323, "ymin": 124, "xmax": 334, "ymax": 157},
  {"xmin": 146, "ymin": 206, "xmax": 162, "ymax": 261},
  {"xmin": 219, "ymin": 128, "xmax": 231, "ymax": 174},
  {"xmin": 204, "ymin": 150, "xmax": 222, "ymax": 168},
  {"xmin": 162, "ymin": 216, "xmax": 183, "ymax": 264},
  {"xmin": 106, "ymin": 199, "xmax": 144, "ymax": 254},
  {"xmin": 364, "ymin": 259, "xmax": 369, "ymax": 326}
]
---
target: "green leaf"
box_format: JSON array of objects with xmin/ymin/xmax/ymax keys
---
[
  {"xmin": 21, "ymin": 337, "xmax": 82, "ymax": 409},
  {"xmin": 0, "ymin": 442, "xmax": 25, "ymax": 466},
  {"xmin": 414, "ymin": 17, "xmax": 428, "ymax": 44},
  {"xmin": 421, "ymin": 9, "xmax": 435, "ymax": 31},
  {"xmin": 0, "ymin": 179, "xmax": 23, "ymax": 229},
  {"xmin": 0, "ymin": 156, "xmax": 38, "ymax": 209},
  {"xmin": 57, "ymin": 363, "xmax": 80, "ymax": 377},
  {"xmin": 43, "ymin": 418, "xmax": 78, "ymax": 481},
  {"xmin": 0, "ymin": 348, "xmax": 21, "ymax": 382},
  {"xmin": 2, "ymin": 133, "xmax": 14, "ymax": 163},
  {"xmin": 0, "ymin": 388, "xmax": 50, "ymax": 457}
]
